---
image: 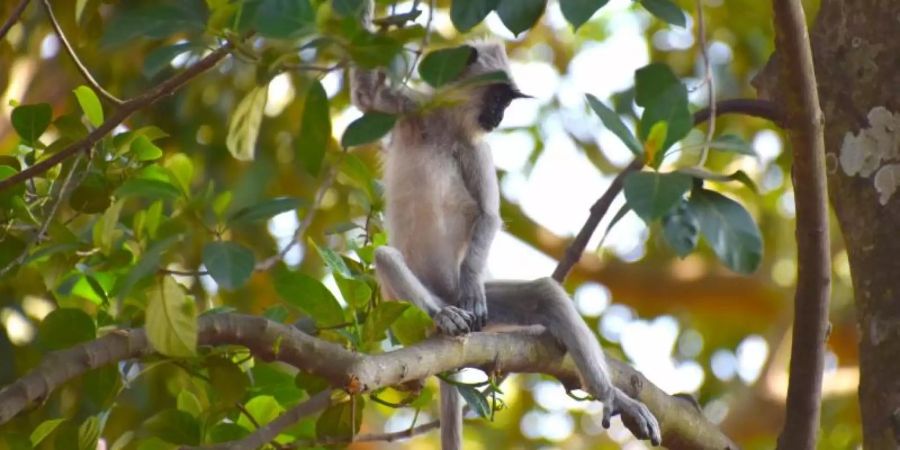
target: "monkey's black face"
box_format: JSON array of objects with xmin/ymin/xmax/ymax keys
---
[{"xmin": 477, "ymin": 83, "xmax": 527, "ymax": 131}]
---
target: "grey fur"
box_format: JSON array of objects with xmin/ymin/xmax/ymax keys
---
[{"xmin": 350, "ymin": 8, "xmax": 661, "ymax": 446}]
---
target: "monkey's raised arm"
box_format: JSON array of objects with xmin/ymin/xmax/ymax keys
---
[{"xmin": 349, "ymin": 1, "xmax": 417, "ymax": 114}]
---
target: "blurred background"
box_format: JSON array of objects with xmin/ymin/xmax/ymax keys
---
[{"xmin": 0, "ymin": 0, "xmax": 860, "ymax": 448}]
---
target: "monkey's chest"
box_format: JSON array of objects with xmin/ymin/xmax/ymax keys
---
[{"xmin": 382, "ymin": 149, "xmax": 481, "ymax": 267}]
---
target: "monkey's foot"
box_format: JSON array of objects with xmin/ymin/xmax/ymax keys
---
[
  {"xmin": 434, "ymin": 306, "xmax": 474, "ymax": 336},
  {"xmin": 606, "ymin": 388, "xmax": 662, "ymax": 446}
]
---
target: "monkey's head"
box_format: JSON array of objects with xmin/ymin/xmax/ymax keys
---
[{"xmin": 458, "ymin": 41, "xmax": 530, "ymax": 132}]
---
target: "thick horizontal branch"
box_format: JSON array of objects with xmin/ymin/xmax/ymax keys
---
[
  {"xmin": 0, "ymin": 313, "xmax": 736, "ymax": 450},
  {"xmin": 0, "ymin": 42, "xmax": 233, "ymax": 193}
]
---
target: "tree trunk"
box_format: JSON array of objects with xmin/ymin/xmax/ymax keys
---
[{"xmin": 809, "ymin": 0, "xmax": 900, "ymax": 447}]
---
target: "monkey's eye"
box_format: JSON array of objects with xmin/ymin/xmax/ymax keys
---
[{"xmin": 466, "ymin": 47, "xmax": 479, "ymax": 66}]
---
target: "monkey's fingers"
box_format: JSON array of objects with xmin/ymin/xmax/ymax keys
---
[
  {"xmin": 601, "ymin": 393, "xmax": 614, "ymax": 429},
  {"xmin": 435, "ymin": 306, "xmax": 472, "ymax": 336},
  {"xmin": 615, "ymin": 391, "xmax": 661, "ymax": 446}
]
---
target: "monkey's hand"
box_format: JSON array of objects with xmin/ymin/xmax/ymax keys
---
[
  {"xmin": 601, "ymin": 387, "xmax": 662, "ymax": 446},
  {"xmin": 434, "ymin": 306, "xmax": 475, "ymax": 336},
  {"xmin": 456, "ymin": 271, "xmax": 487, "ymax": 331}
]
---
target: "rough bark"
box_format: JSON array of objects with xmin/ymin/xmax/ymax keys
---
[
  {"xmin": 0, "ymin": 313, "xmax": 737, "ymax": 450},
  {"xmin": 758, "ymin": 0, "xmax": 900, "ymax": 448}
]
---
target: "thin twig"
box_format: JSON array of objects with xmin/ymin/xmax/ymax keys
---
[
  {"xmin": 256, "ymin": 156, "xmax": 342, "ymax": 271},
  {"xmin": 693, "ymin": 98, "xmax": 783, "ymax": 125},
  {"xmin": 42, "ymin": 0, "xmax": 124, "ymax": 105},
  {"xmin": 0, "ymin": 154, "xmax": 87, "ymax": 277},
  {"xmin": 158, "ymin": 268, "xmax": 209, "ymax": 276},
  {"xmin": 0, "ymin": 42, "xmax": 234, "ymax": 193},
  {"xmin": 551, "ymin": 97, "xmax": 782, "ymax": 283},
  {"xmin": 403, "ymin": 0, "xmax": 434, "ymax": 83},
  {"xmin": 551, "ymin": 158, "xmax": 643, "ymax": 282},
  {"xmin": 695, "ymin": 0, "xmax": 715, "ymax": 167},
  {"xmin": 0, "ymin": 0, "xmax": 29, "ymax": 42},
  {"xmin": 235, "ymin": 401, "xmax": 262, "ymax": 430}
]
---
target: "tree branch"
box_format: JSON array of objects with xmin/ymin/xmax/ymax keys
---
[
  {"xmin": 770, "ymin": 0, "xmax": 831, "ymax": 449},
  {"xmin": 0, "ymin": 42, "xmax": 234, "ymax": 193},
  {"xmin": 552, "ymin": 99, "xmax": 782, "ymax": 283},
  {"xmin": 693, "ymin": 98, "xmax": 784, "ymax": 126},
  {"xmin": 0, "ymin": 0, "xmax": 29, "ymax": 42},
  {"xmin": 0, "ymin": 313, "xmax": 736, "ymax": 450},
  {"xmin": 41, "ymin": 0, "xmax": 124, "ymax": 105}
]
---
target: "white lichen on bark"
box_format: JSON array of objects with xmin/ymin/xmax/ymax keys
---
[{"xmin": 839, "ymin": 106, "xmax": 900, "ymax": 204}]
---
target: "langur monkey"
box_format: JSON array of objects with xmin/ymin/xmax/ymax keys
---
[{"xmin": 350, "ymin": 5, "xmax": 662, "ymax": 448}]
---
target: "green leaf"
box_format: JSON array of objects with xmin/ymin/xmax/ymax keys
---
[
  {"xmin": 202, "ymin": 242, "xmax": 255, "ymax": 290},
  {"xmin": 11, "ymin": 103, "xmax": 52, "ymax": 145},
  {"xmin": 689, "ymin": 189, "xmax": 762, "ymax": 274},
  {"xmin": 254, "ymin": 0, "xmax": 315, "ymax": 39},
  {"xmin": 92, "ymin": 199, "xmax": 124, "ymax": 254},
  {"xmin": 456, "ymin": 385, "xmax": 491, "ymax": 417},
  {"xmin": 363, "ymin": 302, "xmax": 409, "ymax": 342},
  {"xmin": 623, "ymin": 171, "xmax": 692, "ymax": 223},
  {"xmin": 0, "ymin": 234, "xmax": 26, "ymax": 270},
  {"xmin": 143, "ymin": 409, "xmax": 201, "ymax": 445},
  {"xmin": 208, "ymin": 356, "xmax": 249, "ymax": 405},
  {"xmin": 226, "ymin": 85, "xmax": 268, "ymax": 161},
  {"xmin": 310, "ymin": 241, "xmax": 352, "ymax": 278},
  {"xmin": 596, "ymin": 203, "xmax": 631, "ymax": 250},
  {"xmin": 559, "ymin": 0, "xmax": 610, "ymax": 29},
  {"xmin": 78, "ymin": 416, "xmax": 100, "ymax": 450},
  {"xmin": 146, "ymin": 277, "xmax": 197, "ymax": 357},
  {"xmin": 143, "ymin": 42, "xmax": 195, "ymax": 78},
  {"xmin": 348, "ymin": 32, "xmax": 403, "ymax": 69},
  {"xmin": 641, "ymin": 0, "xmax": 686, "ymax": 27},
  {"xmin": 390, "ymin": 303, "xmax": 433, "ymax": 345},
  {"xmin": 316, "ymin": 397, "xmax": 364, "ymax": 440},
  {"xmin": 419, "ymin": 46, "xmax": 476, "ymax": 88},
  {"xmin": 297, "ymin": 80, "xmax": 331, "ymax": 175},
  {"xmin": 131, "ymin": 136, "xmax": 163, "ymax": 161},
  {"xmin": 333, "ymin": 0, "xmax": 365, "ymax": 18},
  {"xmin": 662, "ymin": 199, "xmax": 699, "ymax": 257},
  {"xmin": 334, "ymin": 274, "xmax": 372, "ymax": 308},
  {"xmin": 273, "ymin": 266, "xmax": 345, "ymax": 327},
  {"xmin": 450, "ymin": 0, "xmax": 499, "ymax": 32},
  {"xmin": 116, "ymin": 178, "xmax": 182, "ymax": 200},
  {"xmin": 634, "ymin": 63, "xmax": 691, "ymax": 157},
  {"xmin": 207, "ymin": 423, "xmax": 249, "ymax": 443},
  {"xmin": 101, "ymin": 4, "xmax": 206, "ymax": 48},
  {"xmin": 176, "ymin": 391, "xmax": 203, "ymax": 418},
  {"xmin": 73, "ymin": 86, "xmax": 104, "ymax": 127},
  {"xmin": 31, "ymin": 419, "xmax": 66, "ymax": 446},
  {"xmin": 228, "ymin": 197, "xmax": 300, "ymax": 225},
  {"xmin": 237, "ymin": 396, "xmax": 284, "ymax": 430},
  {"xmin": 164, "ymin": 153, "xmax": 194, "ymax": 193},
  {"xmin": 341, "ymin": 112, "xmax": 397, "ymax": 147},
  {"xmin": 38, "ymin": 308, "xmax": 96, "ymax": 351},
  {"xmin": 710, "ymin": 134, "xmax": 756, "ymax": 156},
  {"xmin": 295, "ymin": 371, "xmax": 330, "ymax": 394},
  {"xmin": 586, "ymin": 94, "xmax": 643, "ymax": 157},
  {"xmin": 116, "ymin": 235, "xmax": 179, "ymax": 298},
  {"xmin": 70, "ymin": 173, "xmax": 112, "ymax": 213},
  {"xmin": 495, "ymin": 0, "xmax": 546, "ymax": 36}
]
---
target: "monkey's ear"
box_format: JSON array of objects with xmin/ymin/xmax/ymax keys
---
[{"xmin": 466, "ymin": 46, "xmax": 479, "ymax": 66}]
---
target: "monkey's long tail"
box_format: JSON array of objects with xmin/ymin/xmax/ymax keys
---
[{"xmin": 440, "ymin": 380, "xmax": 463, "ymax": 450}]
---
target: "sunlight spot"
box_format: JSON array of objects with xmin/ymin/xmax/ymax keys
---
[{"xmin": 1, "ymin": 308, "xmax": 34, "ymax": 345}]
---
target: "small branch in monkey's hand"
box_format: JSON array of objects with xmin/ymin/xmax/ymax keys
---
[
  {"xmin": 0, "ymin": 0, "xmax": 29, "ymax": 42},
  {"xmin": 0, "ymin": 41, "xmax": 234, "ymax": 194},
  {"xmin": 551, "ymin": 97, "xmax": 782, "ymax": 283},
  {"xmin": 0, "ymin": 313, "xmax": 737, "ymax": 450}
]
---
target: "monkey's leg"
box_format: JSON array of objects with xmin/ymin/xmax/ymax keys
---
[
  {"xmin": 374, "ymin": 246, "xmax": 474, "ymax": 335},
  {"xmin": 485, "ymin": 278, "xmax": 662, "ymax": 446},
  {"xmin": 374, "ymin": 246, "xmax": 467, "ymax": 450}
]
